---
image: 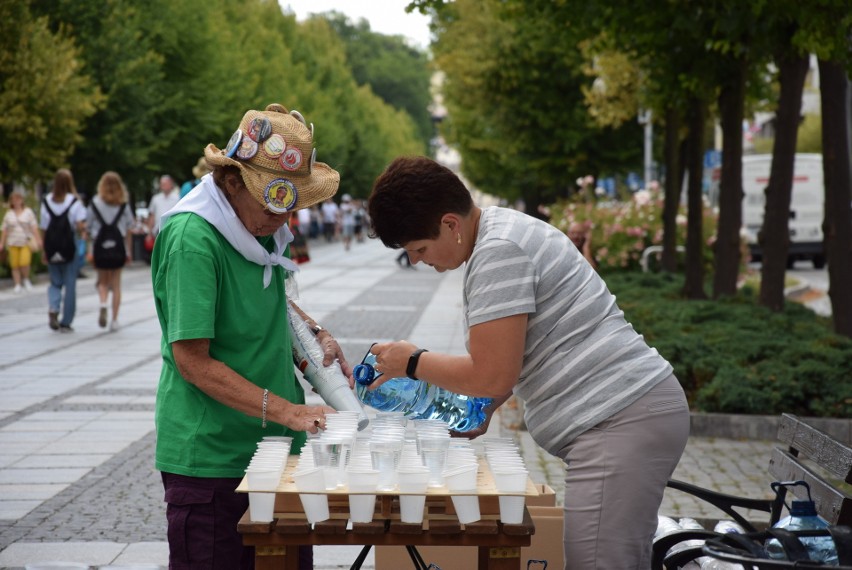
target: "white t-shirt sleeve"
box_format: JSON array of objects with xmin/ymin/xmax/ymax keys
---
[{"xmin": 466, "ymin": 239, "xmax": 538, "ymax": 327}]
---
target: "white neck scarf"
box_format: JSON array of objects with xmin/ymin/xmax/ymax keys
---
[{"xmin": 161, "ymin": 174, "xmax": 298, "ymax": 288}]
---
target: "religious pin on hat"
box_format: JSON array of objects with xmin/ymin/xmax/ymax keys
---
[
  {"xmin": 247, "ymin": 117, "xmax": 272, "ymax": 143},
  {"xmin": 280, "ymin": 148, "xmax": 303, "ymax": 172},
  {"xmin": 263, "ymin": 179, "xmax": 298, "ymax": 213},
  {"xmin": 224, "ymin": 129, "xmax": 243, "ymax": 158},
  {"xmin": 236, "ymin": 137, "xmax": 258, "ymax": 160}
]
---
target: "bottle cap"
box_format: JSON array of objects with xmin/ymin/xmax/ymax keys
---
[
  {"xmin": 353, "ymin": 363, "xmax": 377, "ymax": 386},
  {"xmin": 789, "ymin": 499, "xmax": 818, "ymax": 517}
]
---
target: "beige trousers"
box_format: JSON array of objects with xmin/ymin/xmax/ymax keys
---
[{"xmin": 557, "ymin": 374, "xmax": 690, "ymax": 569}]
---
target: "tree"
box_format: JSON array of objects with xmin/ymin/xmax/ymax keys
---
[
  {"xmin": 758, "ymin": 45, "xmax": 809, "ymax": 311},
  {"xmin": 431, "ymin": 0, "xmax": 643, "ymax": 214},
  {"xmin": 819, "ymin": 61, "xmax": 852, "ymax": 337},
  {"xmin": 0, "ymin": 2, "xmax": 101, "ymax": 185},
  {"xmin": 319, "ymin": 12, "xmax": 434, "ymax": 148}
]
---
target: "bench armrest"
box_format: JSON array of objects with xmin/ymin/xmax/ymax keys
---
[{"xmin": 666, "ymin": 478, "xmax": 774, "ymax": 532}]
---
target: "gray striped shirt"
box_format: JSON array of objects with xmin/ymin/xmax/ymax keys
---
[{"xmin": 463, "ymin": 207, "xmax": 672, "ymax": 455}]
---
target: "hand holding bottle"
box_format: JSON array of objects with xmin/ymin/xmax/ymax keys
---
[{"xmin": 367, "ymin": 340, "xmax": 419, "ymax": 388}]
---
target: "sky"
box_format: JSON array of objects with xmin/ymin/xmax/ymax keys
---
[{"xmin": 279, "ymin": 0, "xmax": 432, "ymax": 49}]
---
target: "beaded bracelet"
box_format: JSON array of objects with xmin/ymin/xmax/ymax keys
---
[{"xmin": 261, "ymin": 388, "xmax": 269, "ymax": 428}]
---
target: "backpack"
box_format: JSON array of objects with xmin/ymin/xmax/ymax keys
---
[
  {"xmin": 92, "ymin": 202, "xmax": 127, "ymax": 269},
  {"xmin": 42, "ymin": 197, "xmax": 77, "ymax": 264}
]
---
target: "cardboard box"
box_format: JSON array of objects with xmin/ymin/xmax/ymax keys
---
[{"xmin": 375, "ymin": 486, "xmax": 562, "ymax": 570}]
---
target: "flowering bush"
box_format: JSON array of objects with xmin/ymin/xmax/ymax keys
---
[{"xmin": 550, "ymin": 188, "xmax": 717, "ymax": 272}]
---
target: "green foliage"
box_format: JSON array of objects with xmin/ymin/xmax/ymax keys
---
[
  {"xmin": 12, "ymin": 0, "xmax": 425, "ymax": 204},
  {"xmin": 320, "ymin": 12, "xmax": 434, "ymax": 149},
  {"xmin": 0, "ymin": 3, "xmax": 102, "ymax": 185},
  {"xmin": 606, "ymin": 272, "xmax": 852, "ymax": 417},
  {"xmin": 433, "ymin": 0, "xmax": 643, "ymax": 213},
  {"xmin": 753, "ymin": 113, "xmax": 823, "ymax": 154},
  {"xmin": 549, "ymin": 191, "xmax": 717, "ymax": 272}
]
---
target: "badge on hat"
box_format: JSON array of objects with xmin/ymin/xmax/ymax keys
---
[
  {"xmin": 236, "ymin": 137, "xmax": 258, "ymax": 160},
  {"xmin": 280, "ymin": 148, "xmax": 302, "ymax": 171},
  {"xmin": 247, "ymin": 117, "xmax": 272, "ymax": 143},
  {"xmin": 263, "ymin": 134, "xmax": 286, "ymax": 158},
  {"xmin": 263, "ymin": 179, "xmax": 298, "ymax": 213},
  {"xmin": 224, "ymin": 129, "xmax": 243, "ymax": 158}
]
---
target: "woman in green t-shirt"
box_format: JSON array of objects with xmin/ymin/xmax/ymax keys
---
[{"xmin": 152, "ymin": 104, "xmax": 348, "ymax": 570}]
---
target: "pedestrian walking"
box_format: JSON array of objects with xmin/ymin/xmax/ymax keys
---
[
  {"xmin": 366, "ymin": 156, "xmax": 690, "ymax": 569},
  {"xmin": 40, "ymin": 169, "xmax": 88, "ymax": 332},
  {"xmin": 340, "ymin": 193, "xmax": 355, "ymax": 251},
  {"xmin": 88, "ymin": 171, "xmax": 135, "ymax": 331},
  {"xmin": 147, "ymin": 174, "xmax": 180, "ymax": 237},
  {"xmin": 152, "ymin": 103, "xmax": 349, "ymax": 570},
  {"xmin": 0, "ymin": 190, "xmax": 41, "ymax": 293}
]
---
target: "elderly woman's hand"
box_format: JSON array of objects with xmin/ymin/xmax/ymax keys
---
[
  {"xmin": 280, "ymin": 403, "xmax": 337, "ymax": 434},
  {"xmin": 317, "ymin": 331, "xmax": 353, "ymax": 387}
]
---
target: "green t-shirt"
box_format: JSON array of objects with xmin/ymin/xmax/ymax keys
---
[{"xmin": 152, "ymin": 212, "xmax": 305, "ymax": 478}]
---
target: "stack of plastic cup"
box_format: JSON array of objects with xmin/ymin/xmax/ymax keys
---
[
  {"xmin": 323, "ymin": 411, "xmax": 360, "ymax": 487},
  {"xmin": 368, "ymin": 416, "xmax": 406, "ymax": 491},
  {"xmin": 243, "ymin": 437, "xmax": 292, "ymax": 522},
  {"xmin": 442, "ymin": 463, "xmax": 480, "ymax": 524},
  {"xmin": 483, "ymin": 438, "xmax": 529, "ymax": 524},
  {"xmin": 292, "ymin": 466, "xmax": 330, "ymax": 524},
  {"xmin": 309, "ymin": 436, "xmax": 344, "ymax": 490}
]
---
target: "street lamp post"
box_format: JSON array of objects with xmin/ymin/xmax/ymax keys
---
[{"xmin": 638, "ymin": 108, "xmax": 653, "ymax": 190}]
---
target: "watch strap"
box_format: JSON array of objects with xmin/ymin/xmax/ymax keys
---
[{"xmin": 406, "ymin": 348, "xmax": 428, "ymax": 380}]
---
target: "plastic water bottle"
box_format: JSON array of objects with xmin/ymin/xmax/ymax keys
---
[
  {"xmin": 764, "ymin": 496, "xmax": 838, "ymax": 564},
  {"xmin": 287, "ymin": 303, "xmax": 369, "ymax": 430},
  {"xmin": 353, "ymin": 351, "xmax": 492, "ymax": 432}
]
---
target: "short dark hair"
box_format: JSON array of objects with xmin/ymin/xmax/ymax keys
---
[{"xmin": 368, "ymin": 156, "xmax": 473, "ymax": 248}]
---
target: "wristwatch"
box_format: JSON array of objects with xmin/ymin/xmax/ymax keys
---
[{"xmin": 310, "ymin": 324, "xmax": 324, "ymax": 336}]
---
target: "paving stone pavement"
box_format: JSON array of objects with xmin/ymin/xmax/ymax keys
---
[{"xmin": 0, "ymin": 236, "xmax": 780, "ymax": 569}]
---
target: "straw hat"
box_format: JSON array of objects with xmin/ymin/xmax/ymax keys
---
[
  {"xmin": 204, "ymin": 103, "xmax": 339, "ymax": 212},
  {"xmin": 192, "ymin": 157, "xmax": 211, "ymax": 179}
]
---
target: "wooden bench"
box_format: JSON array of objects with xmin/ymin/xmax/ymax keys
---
[
  {"xmin": 238, "ymin": 494, "xmax": 535, "ymax": 570},
  {"xmin": 653, "ymin": 413, "xmax": 852, "ymax": 569}
]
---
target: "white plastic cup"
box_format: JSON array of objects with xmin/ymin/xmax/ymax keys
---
[
  {"xmin": 245, "ymin": 467, "xmax": 281, "ymax": 522},
  {"xmin": 443, "ymin": 465, "xmax": 480, "ymax": 524},
  {"xmin": 492, "ymin": 469, "xmax": 529, "ymax": 524},
  {"xmin": 397, "ymin": 467, "xmax": 430, "ymax": 524},
  {"xmin": 292, "ymin": 467, "xmax": 330, "ymax": 523},
  {"xmin": 347, "ymin": 469, "xmax": 379, "ymax": 523}
]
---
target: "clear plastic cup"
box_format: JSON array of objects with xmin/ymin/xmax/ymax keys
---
[
  {"xmin": 370, "ymin": 440, "xmax": 401, "ymax": 491},
  {"xmin": 397, "ymin": 467, "xmax": 430, "ymax": 524},
  {"xmin": 419, "ymin": 436, "xmax": 450, "ymax": 487},
  {"xmin": 292, "ymin": 467, "xmax": 330, "ymax": 524}
]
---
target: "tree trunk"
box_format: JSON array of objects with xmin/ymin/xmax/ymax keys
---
[
  {"xmin": 661, "ymin": 106, "xmax": 682, "ymax": 272},
  {"xmin": 713, "ymin": 57, "xmax": 747, "ymax": 298},
  {"xmin": 818, "ymin": 59, "xmax": 852, "ymax": 338},
  {"xmin": 759, "ymin": 51, "xmax": 809, "ymax": 311},
  {"xmin": 683, "ymin": 97, "xmax": 708, "ymax": 300}
]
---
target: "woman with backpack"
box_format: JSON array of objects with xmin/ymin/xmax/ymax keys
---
[
  {"xmin": 87, "ymin": 171, "xmax": 135, "ymax": 331},
  {"xmin": 40, "ymin": 169, "xmax": 88, "ymax": 332}
]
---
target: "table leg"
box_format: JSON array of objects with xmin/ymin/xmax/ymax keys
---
[{"xmin": 478, "ymin": 545, "xmax": 522, "ymax": 570}]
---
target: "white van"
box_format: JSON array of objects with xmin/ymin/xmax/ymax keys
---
[{"xmin": 742, "ymin": 153, "xmax": 825, "ymax": 268}]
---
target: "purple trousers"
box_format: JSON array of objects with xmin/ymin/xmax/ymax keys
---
[{"xmin": 162, "ymin": 472, "xmax": 313, "ymax": 569}]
